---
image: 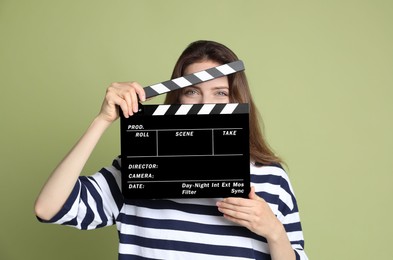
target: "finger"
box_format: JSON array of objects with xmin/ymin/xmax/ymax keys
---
[
  {"xmin": 217, "ymin": 200, "xmax": 252, "ymax": 215},
  {"xmin": 133, "ymin": 82, "xmax": 146, "ymax": 102},
  {"xmin": 116, "ymin": 96, "xmax": 131, "ymax": 118},
  {"xmin": 221, "ymin": 197, "xmax": 253, "ymax": 207},
  {"xmin": 122, "ymin": 92, "xmax": 134, "ymax": 116},
  {"xmin": 248, "ymin": 186, "xmax": 258, "ymax": 200},
  {"xmin": 107, "ymin": 91, "xmax": 131, "ymax": 118},
  {"xmin": 129, "ymin": 88, "xmax": 139, "ymax": 114},
  {"xmin": 118, "ymin": 82, "xmax": 142, "ymax": 115},
  {"xmin": 125, "ymin": 82, "xmax": 145, "ymax": 113},
  {"xmin": 249, "ymin": 186, "xmax": 264, "ymax": 201},
  {"xmin": 105, "ymin": 90, "xmax": 125, "ymax": 114},
  {"xmin": 218, "ymin": 206, "xmax": 251, "ymax": 221},
  {"xmin": 222, "ymin": 213, "xmax": 251, "ymax": 228}
]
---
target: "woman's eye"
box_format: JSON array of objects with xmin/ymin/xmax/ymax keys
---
[
  {"xmin": 216, "ymin": 90, "xmax": 229, "ymax": 96},
  {"xmin": 184, "ymin": 89, "xmax": 198, "ymax": 96}
]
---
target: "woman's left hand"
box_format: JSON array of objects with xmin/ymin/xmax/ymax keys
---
[{"xmin": 216, "ymin": 186, "xmax": 282, "ymax": 240}]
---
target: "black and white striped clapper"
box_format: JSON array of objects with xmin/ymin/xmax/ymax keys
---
[
  {"xmin": 143, "ymin": 60, "xmax": 244, "ymax": 98},
  {"xmin": 138, "ymin": 103, "xmax": 248, "ymax": 116},
  {"xmin": 120, "ymin": 102, "xmax": 250, "ymax": 199},
  {"xmin": 120, "ymin": 60, "xmax": 249, "ymax": 199}
]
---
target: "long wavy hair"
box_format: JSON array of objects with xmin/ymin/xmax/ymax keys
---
[{"xmin": 164, "ymin": 40, "xmax": 282, "ymax": 166}]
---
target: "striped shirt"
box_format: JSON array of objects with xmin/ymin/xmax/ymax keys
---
[{"xmin": 39, "ymin": 157, "xmax": 307, "ymax": 259}]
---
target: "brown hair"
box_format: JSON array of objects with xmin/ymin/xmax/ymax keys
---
[{"xmin": 164, "ymin": 40, "xmax": 282, "ymax": 166}]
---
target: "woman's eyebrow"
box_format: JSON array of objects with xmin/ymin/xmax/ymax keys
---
[
  {"xmin": 183, "ymin": 85, "xmax": 200, "ymax": 90},
  {"xmin": 211, "ymin": 86, "xmax": 229, "ymax": 90},
  {"xmin": 183, "ymin": 85, "xmax": 228, "ymax": 91}
]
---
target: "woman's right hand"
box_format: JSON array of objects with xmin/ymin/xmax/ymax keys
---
[
  {"xmin": 98, "ymin": 82, "xmax": 146, "ymax": 123},
  {"xmin": 34, "ymin": 81, "xmax": 146, "ymax": 221}
]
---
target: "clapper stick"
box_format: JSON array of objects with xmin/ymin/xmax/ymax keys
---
[{"xmin": 143, "ymin": 60, "xmax": 245, "ymax": 99}]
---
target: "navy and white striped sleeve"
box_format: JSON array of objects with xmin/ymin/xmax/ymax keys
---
[
  {"xmin": 251, "ymin": 165, "xmax": 308, "ymax": 260},
  {"xmin": 38, "ymin": 158, "xmax": 124, "ymax": 230}
]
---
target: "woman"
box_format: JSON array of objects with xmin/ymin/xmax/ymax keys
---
[{"xmin": 35, "ymin": 40, "xmax": 307, "ymax": 260}]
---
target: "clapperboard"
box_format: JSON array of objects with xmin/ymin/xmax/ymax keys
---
[{"xmin": 120, "ymin": 60, "xmax": 250, "ymax": 199}]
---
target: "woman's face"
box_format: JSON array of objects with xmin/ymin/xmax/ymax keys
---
[{"xmin": 179, "ymin": 60, "xmax": 230, "ymax": 104}]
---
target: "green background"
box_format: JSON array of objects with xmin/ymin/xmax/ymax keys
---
[{"xmin": 1, "ymin": 0, "xmax": 392, "ymax": 259}]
